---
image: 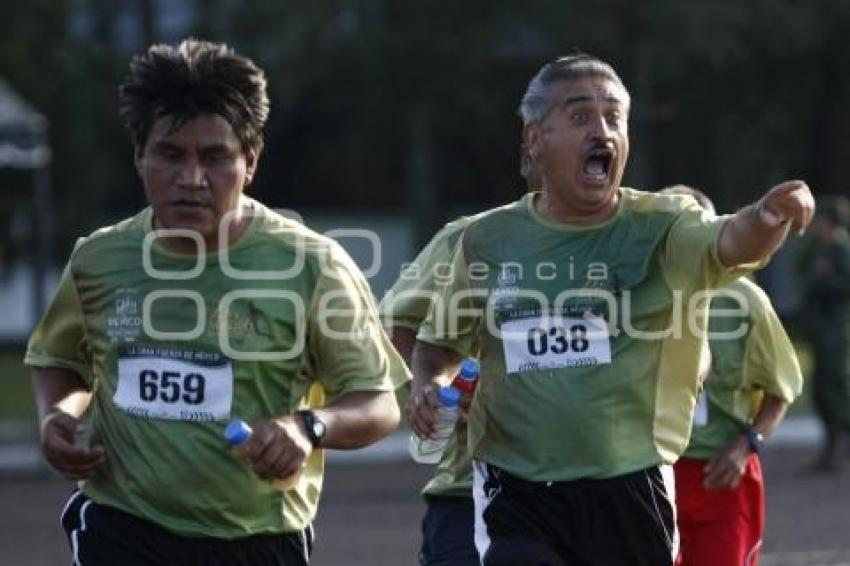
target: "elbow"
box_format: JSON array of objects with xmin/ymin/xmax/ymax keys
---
[{"xmin": 355, "ymin": 391, "xmax": 401, "ymax": 448}]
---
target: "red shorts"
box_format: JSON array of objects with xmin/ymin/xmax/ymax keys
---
[{"xmin": 674, "ymin": 454, "xmax": 764, "ymax": 566}]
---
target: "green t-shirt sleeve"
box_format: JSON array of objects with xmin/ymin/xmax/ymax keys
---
[
  {"xmin": 24, "ymin": 262, "xmax": 92, "ymax": 384},
  {"xmin": 662, "ymin": 207, "xmax": 763, "ymax": 292},
  {"xmin": 307, "ymin": 242, "xmax": 411, "ymax": 399},
  {"xmin": 742, "ymin": 292, "xmax": 803, "ymax": 402},
  {"xmin": 415, "ymin": 238, "xmax": 480, "ymax": 357},
  {"xmin": 378, "ymin": 221, "xmax": 465, "ymax": 329}
]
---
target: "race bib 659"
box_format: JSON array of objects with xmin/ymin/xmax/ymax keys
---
[{"xmin": 113, "ymin": 346, "xmax": 233, "ymax": 421}]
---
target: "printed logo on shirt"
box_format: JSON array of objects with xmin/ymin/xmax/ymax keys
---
[
  {"xmin": 206, "ymin": 299, "xmax": 276, "ymax": 348},
  {"xmin": 105, "ymin": 289, "xmax": 143, "ymax": 342}
]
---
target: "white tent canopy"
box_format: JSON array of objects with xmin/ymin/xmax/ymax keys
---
[
  {"xmin": 0, "ymin": 78, "xmax": 49, "ymax": 169},
  {"xmin": 0, "ymin": 77, "xmax": 53, "ymax": 330}
]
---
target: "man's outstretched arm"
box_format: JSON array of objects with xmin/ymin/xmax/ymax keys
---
[{"xmin": 718, "ymin": 180, "xmax": 815, "ymax": 267}]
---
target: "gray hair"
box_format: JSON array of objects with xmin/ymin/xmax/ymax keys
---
[{"xmin": 518, "ymin": 54, "xmax": 628, "ymax": 125}]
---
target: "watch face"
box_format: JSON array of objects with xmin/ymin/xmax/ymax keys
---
[
  {"xmin": 300, "ymin": 411, "xmax": 325, "ymax": 447},
  {"xmin": 747, "ymin": 429, "xmax": 764, "ymax": 453}
]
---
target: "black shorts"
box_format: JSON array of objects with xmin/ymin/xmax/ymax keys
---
[
  {"xmin": 60, "ymin": 490, "xmax": 313, "ymax": 566},
  {"xmin": 472, "ymin": 461, "xmax": 678, "ymax": 566},
  {"xmin": 419, "ymin": 496, "xmax": 479, "ymax": 566}
]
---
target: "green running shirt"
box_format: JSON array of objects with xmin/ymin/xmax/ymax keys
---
[
  {"xmin": 26, "ymin": 198, "xmax": 408, "ymax": 538},
  {"xmin": 379, "ymin": 215, "xmax": 477, "ymax": 498},
  {"xmin": 418, "ymin": 189, "xmax": 755, "ymax": 481},
  {"xmin": 684, "ymin": 277, "xmax": 802, "ymax": 459}
]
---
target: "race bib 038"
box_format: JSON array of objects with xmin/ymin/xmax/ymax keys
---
[
  {"xmin": 501, "ymin": 314, "xmax": 612, "ymax": 373},
  {"xmin": 113, "ymin": 346, "xmax": 233, "ymax": 421}
]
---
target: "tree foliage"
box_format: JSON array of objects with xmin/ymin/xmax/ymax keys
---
[{"xmin": 1, "ymin": 0, "xmax": 848, "ymax": 258}]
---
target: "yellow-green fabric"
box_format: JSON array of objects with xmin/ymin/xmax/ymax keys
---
[
  {"xmin": 379, "ymin": 215, "xmax": 477, "ymax": 498},
  {"xmin": 26, "ymin": 198, "xmax": 409, "ymax": 538},
  {"xmin": 684, "ymin": 278, "xmax": 803, "ymax": 458},
  {"xmin": 418, "ymin": 189, "xmax": 757, "ymax": 481}
]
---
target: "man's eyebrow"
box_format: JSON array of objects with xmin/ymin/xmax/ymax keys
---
[
  {"xmin": 562, "ymin": 95, "xmax": 594, "ymax": 106},
  {"xmin": 151, "ymin": 139, "xmax": 183, "ymax": 151},
  {"xmin": 562, "ymin": 94, "xmax": 626, "ymax": 107},
  {"xmin": 199, "ymin": 142, "xmax": 233, "ymax": 152}
]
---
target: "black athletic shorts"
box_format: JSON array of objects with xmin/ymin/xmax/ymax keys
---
[
  {"xmin": 473, "ymin": 461, "xmax": 678, "ymax": 566},
  {"xmin": 60, "ymin": 490, "xmax": 313, "ymax": 566},
  {"xmin": 419, "ymin": 495, "xmax": 479, "ymax": 566}
]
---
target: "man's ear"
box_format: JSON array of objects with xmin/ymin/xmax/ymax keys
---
[
  {"xmin": 134, "ymin": 145, "xmax": 145, "ymax": 175},
  {"xmin": 523, "ymin": 123, "xmax": 541, "ymax": 160},
  {"xmin": 244, "ymin": 147, "xmax": 260, "ymax": 186}
]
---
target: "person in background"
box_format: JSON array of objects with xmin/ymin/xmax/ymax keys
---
[
  {"xmin": 660, "ymin": 185, "xmax": 803, "ymax": 566},
  {"xmin": 797, "ymin": 194, "xmax": 850, "ymax": 472},
  {"xmin": 378, "ymin": 145, "xmax": 540, "ymax": 565}
]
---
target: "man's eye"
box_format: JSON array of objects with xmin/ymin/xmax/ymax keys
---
[
  {"xmin": 204, "ymin": 151, "xmax": 230, "ymax": 165},
  {"xmin": 156, "ymin": 147, "xmax": 182, "ymax": 160},
  {"xmin": 571, "ymin": 112, "xmax": 588, "ymax": 125}
]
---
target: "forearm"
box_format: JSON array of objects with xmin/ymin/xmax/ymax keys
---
[
  {"xmin": 750, "ymin": 393, "xmax": 789, "ymax": 438},
  {"xmin": 32, "ymin": 367, "xmax": 92, "ymax": 422},
  {"xmin": 311, "ymin": 390, "xmax": 400, "ymax": 449},
  {"xmin": 717, "ymin": 202, "xmax": 792, "ymax": 267},
  {"xmin": 411, "ymin": 340, "xmax": 462, "ymax": 394}
]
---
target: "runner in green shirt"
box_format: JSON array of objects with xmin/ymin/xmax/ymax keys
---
[
  {"xmin": 380, "ymin": 146, "xmax": 540, "ymax": 566},
  {"xmin": 661, "ymin": 185, "xmax": 803, "ymax": 566},
  {"xmin": 410, "ymin": 54, "xmax": 815, "ymax": 565},
  {"xmin": 26, "ymin": 39, "xmax": 406, "ymax": 566},
  {"xmin": 380, "ymin": 215, "xmax": 477, "ymax": 565}
]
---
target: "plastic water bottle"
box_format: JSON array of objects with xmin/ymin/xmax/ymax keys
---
[
  {"xmin": 450, "ymin": 358, "xmax": 480, "ymax": 399},
  {"xmin": 225, "ymin": 418, "xmax": 300, "ymax": 490},
  {"xmin": 409, "ymin": 386, "xmax": 462, "ymax": 464}
]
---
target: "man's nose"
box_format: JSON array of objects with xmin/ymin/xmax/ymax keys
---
[
  {"xmin": 589, "ymin": 113, "xmax": 613, "ymax": 140},
  {"xmin": 177, "ymin": 157, "xmax": 207, "ymax": 188}
]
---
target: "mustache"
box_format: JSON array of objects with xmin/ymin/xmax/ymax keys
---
[{"xmin": 587, "ymin": 141, "xmax": 615, "ymax": 153}]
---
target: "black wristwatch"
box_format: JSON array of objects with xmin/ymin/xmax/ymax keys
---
[
  {"xmin": 296, "ymin": 410, "xmax": 326, "ymax": 448},
  {"xmin": 746, "ymin": 427, "xmax": 765, "ymax": 454}
]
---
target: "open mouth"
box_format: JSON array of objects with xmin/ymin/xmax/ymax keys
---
[{"xmin": 582, "ymin": 148, "xmax": 614, "ymax": 184}]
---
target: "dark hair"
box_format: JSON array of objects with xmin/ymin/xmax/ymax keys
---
[
  {"xmin": 119, "ymin": 38, "xmax": 269, "ymax": 154},
  {"xmin": 659, "ymin": 185, "xmax": 717, "ymax": 216},
  {"xmin": 518, "ymin": 53, "xmax": 629, "ymax": 125}
]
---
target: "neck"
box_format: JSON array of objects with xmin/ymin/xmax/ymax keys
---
[
  {"xmin": 154, "ymin": 203, "xmax": 252, "ymax": 255},
  {"xmin": 535, "ymin": 187, "xmax": 619, "ymax": 226}
]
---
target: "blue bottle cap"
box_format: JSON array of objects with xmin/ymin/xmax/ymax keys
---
[
  {"xmin": 438, "ymin": 386, "xmax": 462, "ymax": 407},
  {"xmin": 225, "ymin": 419, "xmax": 253, "ymax": 446},
  {"xmin": 457, "ymin": 359, "xmax": 479, "ymax": 380}
]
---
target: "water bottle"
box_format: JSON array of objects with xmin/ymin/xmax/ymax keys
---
[
  {"xmin": 450, "ymin": 358, "xmax": 480, "ymax": 399},
  {"xmin": 409, "ymin": 386, "xmax": 462, "ymax": 464},
  {"xmin": 225, "ymin": 418, "xmax": 300, "ymax": 490}
]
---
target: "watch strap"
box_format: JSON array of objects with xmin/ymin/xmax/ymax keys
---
[
  {"xmin": 296, "ymin": 410, "xmax": 325, "ymax": 448},
  {"xmin": 746, "ymin": 427, "xmax": 764, "ymax": 454}
]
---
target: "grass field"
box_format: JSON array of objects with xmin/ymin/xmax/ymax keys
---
[{"xmin": 0, "ymin": 346, "xmax": 35, "ymax": 421}]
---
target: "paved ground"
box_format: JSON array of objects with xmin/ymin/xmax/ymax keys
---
[{"xmin": 2, "ymin": 445, "xmax": 848, "ymax": 566}]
